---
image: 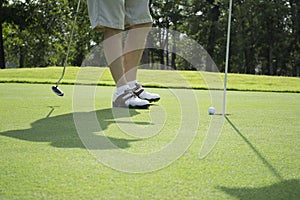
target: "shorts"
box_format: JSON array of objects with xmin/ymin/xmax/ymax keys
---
[{"xmin": 87, "ymin": 0, "xmax": 153, "ymax": 31}]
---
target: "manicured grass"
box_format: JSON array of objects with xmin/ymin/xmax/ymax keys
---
[
  {"xmin": 0, "ymin": 83, "xmax": 299, "ymax": 199},
  {"xmin": 0, "ymin": 67, "xmax": 299, "ymax": 92}
]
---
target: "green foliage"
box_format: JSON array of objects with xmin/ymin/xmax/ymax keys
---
[
  {"xmin": 1, "ymin": 0, "xmax": 99, "ymax": 68},
  {"xmin": 0, "ymin": 0, "xmax": 300, "ymax": 76},
  {"xmin": 150, "ymin": 0, "xmax": 300, "ymax": 76}
]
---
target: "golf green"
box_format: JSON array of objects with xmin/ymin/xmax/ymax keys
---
[{"xmin": 0, "ymin": 83, "xmax": 299, "ymax": 199}]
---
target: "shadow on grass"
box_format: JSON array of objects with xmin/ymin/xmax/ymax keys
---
[
  {"xmin": 225, "ymin": 116, "xmax": 283, "ymax": 180},
  {"xmin": 219, "ymin": 117, "xmax": 300, "ymax": 199},
  {"xmin": 0, "ymin": 107, "xmax": 146, "ymax": 149},
  {"xmin": 218, "ymin": 179, "xmax": 300, "ymax": 200}
]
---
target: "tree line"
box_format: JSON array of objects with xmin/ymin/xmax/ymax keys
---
[{"xmin": 1, "ymin": 0, "xmax": 299, "ymax": 76}]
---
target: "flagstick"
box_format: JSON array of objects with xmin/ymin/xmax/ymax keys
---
[{"xmin": 223, "ymin": 0, "xmax": 233, "ymax": 116}]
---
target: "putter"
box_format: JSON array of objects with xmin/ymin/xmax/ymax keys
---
[{"xmin": 52, "ymin": 0, "xmax": 81, "ymax": 96}]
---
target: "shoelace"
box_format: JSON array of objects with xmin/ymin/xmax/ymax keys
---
[
  {"xmin": 123, "ymin": 89, "xmax": 136, "ymax": 99},
  {"xmin": 133, "ymin": 83, "xmax": 144, "ymax": 96}
]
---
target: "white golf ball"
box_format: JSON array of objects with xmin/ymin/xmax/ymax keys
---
[{"xmin": 208, "ymin": 107, "xmax": 216, "ymax": 115}]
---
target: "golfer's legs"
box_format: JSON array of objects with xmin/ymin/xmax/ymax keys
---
[
  {"xmin": 124, "ymin": 22, "xmax": 152, "ymax": 82},
  {"xmin": 103, "ymin": 28, "xmax": 127, "ymax": 87}
]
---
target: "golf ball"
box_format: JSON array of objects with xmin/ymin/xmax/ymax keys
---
[{"xmin": 208, "ymin": 107, "xmax": 216, "ymax": 115}]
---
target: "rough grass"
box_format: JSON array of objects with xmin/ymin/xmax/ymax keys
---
[{"xmin": 0, "ymin": 67, "xmax": 299, "ymax": 93}]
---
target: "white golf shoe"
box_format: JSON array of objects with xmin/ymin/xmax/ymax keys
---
[
  {"xmin": 132, "ymin": 83, "xmax": 160, "ymax": 102},
  {"xmin": 113, "ymin": 89, "xmax": 150, "ymax": 109}
]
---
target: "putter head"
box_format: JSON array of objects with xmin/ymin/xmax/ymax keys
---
[{"xmin": 52, "ymin": 85, "xmax": 64, "ymax": 96}]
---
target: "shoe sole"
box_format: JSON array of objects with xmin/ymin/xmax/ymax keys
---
[
  {"xmin": 145, "ymin": 98, "xmax": 160, "ymax": 103},
  {"xmin": 112, "ymin": 102, "xmax": 150, "ymax": 109}
]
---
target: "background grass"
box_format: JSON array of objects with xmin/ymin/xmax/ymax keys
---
[
  {"xmin": 0, "ymin": 82, "xmax": 299, "ymax": 199},
  {"xmin": 0, "ymin": 67, "xmax": 299, "ymax": 92}
]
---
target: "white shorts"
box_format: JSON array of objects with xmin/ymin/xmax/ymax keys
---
[{"xmin": 87, "ymin": 0, "xmax": 153, "ymax": 31}]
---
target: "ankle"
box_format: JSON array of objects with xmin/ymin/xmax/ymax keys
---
[
  {"xmin": 127, "ymin": 80, "xmax": 137, "ymax": 88},
  {"xmin": 114, "ymin": 85, "xmax": 130, "ymax": 101}
]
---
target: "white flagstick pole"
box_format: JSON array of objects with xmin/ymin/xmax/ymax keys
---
[{"xmin": 223, "ymin": 0, "xmax": 233, "ymax": 116}]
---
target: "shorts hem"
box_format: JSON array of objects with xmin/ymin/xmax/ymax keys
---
[
  {"xmin": 92, "ymin": 24, "xmax": 123, "ymax": 32},
  {"xmin": 125, "ymin": 18, "xmax": 153, "ymax": 28},
  {"xmin": 92, "ymin": 19, "xmax": 153, "ymax": 32}
]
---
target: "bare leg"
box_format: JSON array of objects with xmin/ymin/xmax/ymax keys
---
[
  {"xmin": 124, "ymin": 23, "xmax": 152, "ymax": 82},
  {"xmin": 102, "ymin": 26, "xmax": 153, "ymax": 108},
  {"xmin": 103, "ymin": 28, "xmax": 127, "ymax": 87}
]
